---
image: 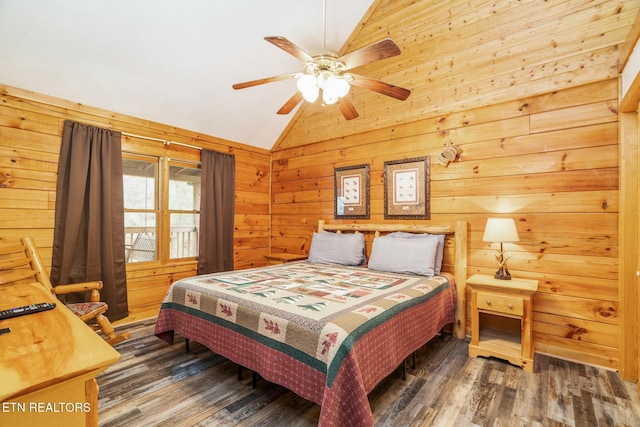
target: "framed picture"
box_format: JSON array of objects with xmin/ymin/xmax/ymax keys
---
[
  {"xmin": 384, "ymin": 156, "xmax": 430, "ymax": 219},
  {"xmin": 334, "ymin": 164, "xmax": 370, "ymax": 219}
]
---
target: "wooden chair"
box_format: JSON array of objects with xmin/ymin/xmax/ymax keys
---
[{"xmin": 0, "ymin": 237, "xmax": 130, "ymax": 346}]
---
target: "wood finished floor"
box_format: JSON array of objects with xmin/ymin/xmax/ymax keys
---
[{"xmin": 98, "ymin": 319, "xmax": 640, "ymax": 427}]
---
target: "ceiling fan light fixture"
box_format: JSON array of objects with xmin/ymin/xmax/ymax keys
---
[
  {"xmin": 322, "ymin": 89, "xmax": 339, "ymax": 105},
  {"xmin": 334, "ymin": 76, "xmax": 351, "ymax": 97},
  {"xmin": 297, "ymin": 74, "xmax": 320, "ymax": 102},
  {"xmin": 321, "ymin": 75, "xmax": 350, "ymax": 105},
  {"xmin": 297, "ymin": 70, "xmax": 351, "ymax": 105}
]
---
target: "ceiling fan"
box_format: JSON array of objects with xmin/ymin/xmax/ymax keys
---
[{"xmin": 231, "ymin": 2, "xmax": 410, "ymax": 120}]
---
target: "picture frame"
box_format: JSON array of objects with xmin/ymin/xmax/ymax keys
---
[
  {"xmin": 384, "ymin": 156, "xmax": 430, "ymax": 219},
  {"xmin": 334, "ymin": 164, "xmax": 370, "ymax": 219}
]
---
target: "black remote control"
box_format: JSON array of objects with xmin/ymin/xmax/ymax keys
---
[{"xmin": 0, "ymin": 302, "xmax": 56, "ymax": 320}]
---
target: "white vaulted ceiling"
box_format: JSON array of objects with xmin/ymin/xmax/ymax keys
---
[{"xmin": 0, "ymin": 0, "xmax": 374, "ymax": 150}]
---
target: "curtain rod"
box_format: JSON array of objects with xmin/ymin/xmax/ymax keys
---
[{"xmin": 121, "ymin": 131, "xmax": 202, "ymax": 151}]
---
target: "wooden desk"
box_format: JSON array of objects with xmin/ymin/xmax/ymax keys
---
[{"xmin": 0, "ymin": 282, "xmax": 121, "ymax": 427}]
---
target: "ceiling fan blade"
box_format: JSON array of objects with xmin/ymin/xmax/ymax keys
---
[
  {"xmin": 337, "ymin": 97, "xmax": 359, "ymax": 120},
  {"xmin": 339, "ymin": 38, "xmax": 402, "ymax": 70},
  {"xmin": 277, "ymin": 92, "xmax": 304, "ymax": 115},
  {"xmin": 264, "ymin": 36, "xmax": 314, "ymax": 63},
  {"xmin": 349, "ymin": 74, "xmax": 411, "ymax": 100},
  {"xmin": 232, "ymin": 73, "xmax": 297, "ymax": 90}
]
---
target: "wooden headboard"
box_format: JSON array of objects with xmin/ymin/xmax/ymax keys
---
[{"xmin": 317, "ymin": 219, "xmax": 468, "ymax": 339}]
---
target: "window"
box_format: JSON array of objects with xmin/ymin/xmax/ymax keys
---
[
  {"xmin": 123, "ymin": 154, "xmax": 201, "ymax": 264},
  {"xmin": 168, "ymin": 162, "xmax": 201, "ymax": 259},
  {"xmin": 123, "ymin": 156, "xmax": 158, "ymax": 263}
]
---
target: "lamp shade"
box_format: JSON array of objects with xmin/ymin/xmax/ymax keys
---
[{"xmin": 482, "ymin": 218, "xmax": 520, "ymax": 243}]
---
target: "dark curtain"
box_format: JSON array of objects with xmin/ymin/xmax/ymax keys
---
[
  {"xmin": 50, "ymin": 120, "xmax": 129, "ymax": 320},
  {"xmin": 198, "ymin": 149, "xmax": 235, "ymax": 274}
]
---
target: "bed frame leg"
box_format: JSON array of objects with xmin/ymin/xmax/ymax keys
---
[
  {"xmin": 237, "ymin": 366, "xmax": 257, "ymax": 388},
  {"xmin": 185, "ymin": 338, "xmax": 190, "ymax": 353},
  {"xmin": 401, "ymin": 351, "xmax": 416, "ymax": 381}
]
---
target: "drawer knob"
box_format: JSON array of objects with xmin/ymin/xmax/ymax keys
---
[
  {"xmin": 507, "ymin": 303, "xmax": 513, "ymax": 309},
  {"xmin": 485, "ymin": 300, "xmax": 492, "ymax": 306}
]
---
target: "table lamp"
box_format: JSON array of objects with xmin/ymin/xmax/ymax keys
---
[{"xmin": 482, "ymin": 217, "xmax": 520, "ymax": 280}]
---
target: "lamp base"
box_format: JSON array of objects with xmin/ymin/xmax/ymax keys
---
[{"xmin": 494, "ymin": 267, "xmax": 511, "ymax": 280}]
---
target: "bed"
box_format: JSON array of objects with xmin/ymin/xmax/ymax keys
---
[{"xmin": 154, "ymin": 220, "xmax": 467, "ymax": 427}]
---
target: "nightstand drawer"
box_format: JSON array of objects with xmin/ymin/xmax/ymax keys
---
[{"xmin": 477, "ymin": 292, "xmax": 523, "ymax": 316}]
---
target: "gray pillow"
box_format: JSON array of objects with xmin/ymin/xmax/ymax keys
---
[
  {"xmin": 368, "ymin": 235, "xmax": 439, "ymax": 276},
  {"xmin": 387, "ymin": 232, "xmax": 445, "ymax": 274},
  {"xmin": 307, "ymin": 231, "xmax": 366, "ymax": 265}
]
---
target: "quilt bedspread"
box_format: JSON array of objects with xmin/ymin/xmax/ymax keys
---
[{"xmin": 154, "ymin": 261, "xmax": 456, "ymax": 426}]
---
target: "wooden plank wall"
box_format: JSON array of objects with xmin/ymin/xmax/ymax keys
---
[
  {"xmin": 0, "ymin": 85, "xmax": 271, "ymax": 321},
  {"xmin": 270, "ymin": 0, "xmax": 635, "ymax": 370},
  {"xmin": 275, "ymin": 0, "xmax": 637, "ymax": 150},
  {"xmin": 271, "ymin": 79, "xmax": 619, "ymax": 369}
]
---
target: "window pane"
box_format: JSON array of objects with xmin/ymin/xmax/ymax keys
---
[
  {"xmin": 169, "ymin": 165, "xmax": 201, "ymax": 211},
  {"xmin": 123, "ymin": 158, "xmax": 156, "ymax": 210},
  {"xmin": 124, "ymin": 212, "xmax": 157, "ymax": 263},
  {"xmin": 170, "ymin": 213, "xmax": 199, "ymax": 259}
]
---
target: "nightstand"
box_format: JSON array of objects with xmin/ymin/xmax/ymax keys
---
[
  {"xmin": 467, "ymin": 273, "xmax": 539, "ymax": 372},
  {"xmin": 265, "ymin": 253, "xmax": 307, "ymax": 265}
]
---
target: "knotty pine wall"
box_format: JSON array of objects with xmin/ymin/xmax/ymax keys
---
[
  {"xmin": 0, "ymin": 85, "xmax": 271, "ymax": 321},
  {"xmin": 270, "ymin": 79, "xmax": 619, "ymax": 370},
  {"xmin": 269, "ymin": 0, "xmax": 636, "ymax": 372}
]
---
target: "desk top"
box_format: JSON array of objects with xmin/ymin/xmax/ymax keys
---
[{"xmin": 0, "ymin": 283, "xmax": 121, "ymax": 401}]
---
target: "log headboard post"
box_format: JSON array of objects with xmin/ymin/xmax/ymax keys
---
[
  {"xmin": 316, "ymin": 219, "xmax": 469, "ymax": 340},
  {"xmin": 453, "ymin": 220, "xmax": 467, "ymax": 339}
]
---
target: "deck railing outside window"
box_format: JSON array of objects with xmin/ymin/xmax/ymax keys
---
[{"xmin": 125, "ymin": 227, "xmax": 199, "ymax": 263}]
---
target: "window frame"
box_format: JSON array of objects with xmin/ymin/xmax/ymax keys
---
[
  {"xmin": 165, "ymin": 158, "xmax": 202, "ymax": 261},
  {"xmin": 123, "ymin": 153, "xmax": 160, "ymax": 265},
  {"xmin": 123, "ymin": 149, "xmax": 201, "ymax": 269}
]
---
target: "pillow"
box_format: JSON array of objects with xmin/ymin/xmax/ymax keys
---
[
  {"xmin": 307, "ymin": 231, "xmax": 366, "ymax": 266},
  {"xmin": 368, "ymin": 235, "xmax": 439, "ymax": 276},
  {"xmin": 387, "ymin": 232, "xmax": 445, "ymax": 275}
]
